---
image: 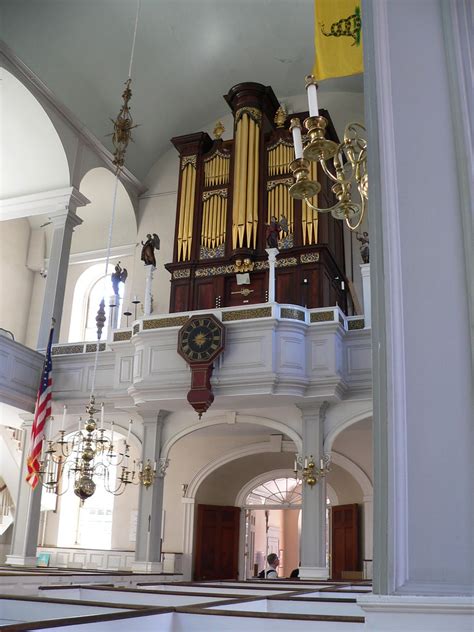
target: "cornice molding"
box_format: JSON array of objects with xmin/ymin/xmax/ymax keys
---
[{"xmin": 0, "ymin": 187, "xmax": 89, "ymax": 221}]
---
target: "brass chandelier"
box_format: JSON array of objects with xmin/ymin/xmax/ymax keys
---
[
  {"xmin": 288, "ymin": 75, "xmax": 368, "ymax": 231},
  {"xmin": 294, "ymin": 454, "xmax": 331, "ymax": 488},
  {"xmin": 39, "ymin": 398, "xmax": 165, "ymax": 502}
]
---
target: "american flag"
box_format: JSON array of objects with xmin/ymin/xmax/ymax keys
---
[{"xmin": 26, "ymin": 325, "xmax": 54, "ymax": 489}]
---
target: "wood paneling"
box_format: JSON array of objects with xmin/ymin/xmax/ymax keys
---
[
  {"xmin": 331, "ymin": 503, "xmax": 360, "ymax": 581},
  {"xmin": 194, "ymin": 505, "xmax": 240, "ymax": 581}
]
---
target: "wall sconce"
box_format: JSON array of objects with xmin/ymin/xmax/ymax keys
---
[{"xmin": 294, "ymin": 454, "xmax": 331, "ymax": 488}]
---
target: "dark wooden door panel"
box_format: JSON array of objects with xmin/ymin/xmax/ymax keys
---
[
  {"xmin": 194, "ymin": 504, "xmax": 240, "ymax": 580},
  {"xmin": 331, "ymin": 503, "xmax": 359, "ymax": 580}
]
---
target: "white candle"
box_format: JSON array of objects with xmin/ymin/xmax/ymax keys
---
[
  {"xmin": 133, "ymin": 295, "xmax": 138, "ymax": 302},
  {"xmin": 294, "ymin": 458, "xmax": 297, "ymax": 472},
  {"xmin": 127, "ymin": 419, "xmax": 132, "ymax": 443},
  {"xmin": 153, "ymin": 460, "xmax": 157, "ymax": 471},
  {"xmin": 78, "ymin": 416, "xmax": 82, "ymax": 434},
  {"xmin": 290, "ymin": 118, "xmax": 303, "ymax": 160},
  {"xmin": 110, "ymin": 421, "xmax": 114, "ymax": 445},
  {"xmin": 320, "ymin": 458, "xmax": 325, "ymax": 470},
  {"xmin": 306, "ymin": 77, "xmax": 319, "ymax": 116},
  {"xmin": 100, "ymin": 402, "xmax": 105, "ymax": 430},
  {"xmin": 48, "ymin": 416, "xmax": 53, "ymax": 441},
  {"xmin": 304, "ymin": 457, "xmax": 308, "ymax": 468},
  {"xmin": 61, "ymin": 405, "xmax": 67, "ymax": 431}
]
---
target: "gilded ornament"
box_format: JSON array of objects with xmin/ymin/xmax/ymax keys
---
[
  {"xmin": 235, "ymin": 106, "xmax": 262, "ymax": 126},
  {"xmin": 300, "ymin": 252, "xmax": 320, "ymax": 264},
  {"xmin": 143, "ymin": 316, "xmax": 189, "ymax": 330},
  {"xmin": 267, "ymin": 178, "xmax": 294, "ymax": 191},
  {"xmin": 274, "ymin": 105, "xmax": 287, "ymax": 128},
  {"xmin": 85, "ymin": 343, "xmax": 106, "ymax": 353},
  {"xmin": 222, "ymin": 307, "xmax": 272, "ymax": 322},
  {"xmin": 310, "ymin": 311, "xmax": 334, "ymax": 323},
  {"xmin": 281, "ymin": 308, "xmax": 305, "ymax": 322},
  {"xmin": 52, "ymin": 345, "xmax": 84, "ymax": 355},
  {"xmin": 213, "ymin": 120, "xmax": 225, "ymax": 139},
  {"xmin": 348, "ymin": 318, "xmax": 365, "ymax": 330},
  {"xmin": 113, "ymin": 331, "xmax": 132, "ymax": 342},
  {"xmin": 202, "ymin": 188, "xmax": 228, "ymax": 201},
  {"xmin": 172, "ymin": 268, "xmax": 191, "ymax": 279},
  {"xmin": 181, "ymin": 155, "xmax": 197, "ymax": 170}
]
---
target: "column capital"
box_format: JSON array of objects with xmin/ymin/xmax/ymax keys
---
[
  {"xmin": 49, "ymin": 209, "xmax": 83, "ymax": 230},
  {"xmin": 0, "ymin": 186, "xmax": 89, "ymax": 222},
  {"xmin": 297, "ymin": 401, "xmax": 330, "ymax": 423},
  {"xmin": 140, "ymin": 410, "xmax": 170, "ymax": 426}
]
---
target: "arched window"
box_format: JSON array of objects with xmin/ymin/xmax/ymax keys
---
[
  {"xmin": 246, "ymin": 477, "xmax": 302, "ymax": 506},
  {"xmin": 69, "ymin": 263, "xmax": 124, "ymax": 342}
]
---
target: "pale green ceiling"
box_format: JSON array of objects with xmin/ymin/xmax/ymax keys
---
[{"xmin": 1, "ymin": 0, "xmax": 363, "ymax": 181}]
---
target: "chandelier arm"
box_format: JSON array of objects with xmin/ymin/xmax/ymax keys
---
[
  {"xmin": 344, "ymin": 198, "xmax": 366, "ymax": 231},
  {"xmin": 304, "ymin": 197, "xmax": 340, "ymax": 214}
]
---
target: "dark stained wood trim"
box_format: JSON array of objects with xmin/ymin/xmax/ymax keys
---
[{"xmin": 176, "ymin": 605, "xmax": 365, "ymax": 623}]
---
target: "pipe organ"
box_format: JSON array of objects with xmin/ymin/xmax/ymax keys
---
[{"xmin": 167, "ymin": 82, "xmax": 353, "ymax": 314}]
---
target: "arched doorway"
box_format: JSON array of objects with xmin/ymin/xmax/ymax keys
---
[{"xmin": 236, "ymin": 471, "xmax": 338, "ymax": 579}]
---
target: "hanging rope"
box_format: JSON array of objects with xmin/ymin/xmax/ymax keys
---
[{"xmin": 90, "ymin": 0, "xmax": 141, "ymax": 398}]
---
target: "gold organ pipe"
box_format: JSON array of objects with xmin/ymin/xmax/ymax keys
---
[
  {"xmin": 217, "ymin": 196, "xmax": 222, "ymax": 245},
  {"xmin": 238, "ymin": 114, "xmax": 249, "ymax": 247},
  {"xmin": 232, "ymin": 119, "xmax": 242, "ymax": 248},
  {"xmin": 177, "ymin": 169, "xmax": 186, "ymax": 260},
  {"xmin": 212, "ymin": 194, "xmax": 218, "ymax": 248},
  {"xmin": 252, "ymin": 126, "xmax": 259, "ymax": 248},
  {"xmin": 202, "ymin": 200, "xmax": 208, "ymax": 248},
  {"xmin": 188, "ymin": 166, "xmax": 196, "ymax": 258},
  {"xmin": 180, "ymin": 167, "xmax": 189, "ymax": 259},
  {"xmin": 182, "ymin": 166, "xmax": 191, "ymax": 259},
  {"xmin": 246, "ymin": 118, "xmax": 255, "ymax": 248}
]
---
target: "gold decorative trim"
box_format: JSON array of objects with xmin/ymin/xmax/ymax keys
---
[
  {"xmin": 300, "ymin": 252, "xmax": 320, "ymax": 264},
  {"xmin": 196, "ymin": 264, "xmax": 235, "ymax": 277},
  {"xmin": 172, "ymin": 268, "xmax": 191, "ymax": 279},
  {"xmin": 348, "ymin": 318, "xmax": 365, "ymax": 330},
  {"xmin": 267, "ymin": 177, "xmax": 294, "ymax": 191},
  {"xmin": 113, "ymin": 331, "xmax": 132, "ymax": 342},
  {"xmin": 235, "ymin": 106, "xmax": 262, "ymax": 126},
  {"xmin": 281, "ymin": 308, "xmax": 305, "ymax": 322},
  {"xmin": 276, "ymin": 257, "xmax": 298, "ymax": 268},
  {"xmin": 202, "ymin": 188, "xmax": 228, "ymax": 201},
  {"xmin": 204, "ymin": 148, "xmax": 231, "ymax": 162},
  {"xmin": 223, "ymin": 307, "xmax": 272, "ymax": 321},
  {"xmin": 85, "ymin": 343, "xmax": 106, "ymax": 352},
  {"xmin": 267, "ymin": 138, "xmax": 294, "ymax": 151},
  {"xmin": 143, "ymin": 316, "xmax": 189, "ymax": 329},
  {"xmin": 133, "ymin": 324, "xmax": 140, "ymax": 335},
  {"xmin": 310, "ymin": 311, "xmax": 335, "ymax": 323},
  {"xmin": 181, "ymin": 155, "xmax": 197, "ymax": 170},
  {"xmin": 52, "ymin": 345, "xmax": 84, "ymax": 355}
]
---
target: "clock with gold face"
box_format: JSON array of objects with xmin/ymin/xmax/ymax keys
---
[
  {"xmin": 178, "ymin": 315, "xmax": 225, "ymax": 363},
  {"xmin": 178, "ymin": 315, "xmax": 225, "ymax": 417}
]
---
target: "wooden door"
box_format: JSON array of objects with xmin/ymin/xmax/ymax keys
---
[
  {"xmin": 194, "ymin": 504, "xmax": 240, "ymax": 580},
  {"xmin": 331, "ymin": 503, "xmax": 359, "ymax": 580}
]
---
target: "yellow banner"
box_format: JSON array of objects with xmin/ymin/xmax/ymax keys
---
[{"xmin": 313, "ymin": 0, "xmax": 363, "ymax": 81}]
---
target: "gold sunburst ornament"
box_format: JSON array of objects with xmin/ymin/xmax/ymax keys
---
[{"xmin": 110, "ymin": 78, "xmax": 139, "ymax": 172}]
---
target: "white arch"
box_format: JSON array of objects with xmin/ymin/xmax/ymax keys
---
[
  {"xmin": 162, "ymin": 413, "xmax": 302, "ymax": 460},
  {"xmin": 0, "ymin": 67, "xmax": 70, "ymax": 199},
  {"xmin": 325, "ymin": 409, "xmax": 372, "ymax": 452},
  {"xmin": 185, "ymin": 440, "xmax": 296, "ymax": 499},
  {"xmin": 235, "ymin": 468, "xmax": 339, "ymax": 507},
  {"xmin": 331, "ymin": 450, "xmax": 373, "ymax": 496}
]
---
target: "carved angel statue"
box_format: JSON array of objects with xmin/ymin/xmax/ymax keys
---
[
  {"xmin": 111, "ymin": 261, "xmax": 128, "ymax": 295},
  {"xmin": 355, "ymin": 231, "xmax": 369, "ymax": 264},
  {"xmin": 141, "ymin": 233, "xmax": 160, "ymax": 267},
  {"xmin": 266, "ymin": 216, "xmax": 289, "ymax": 249}
]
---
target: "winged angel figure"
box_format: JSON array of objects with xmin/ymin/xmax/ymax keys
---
[{"xmin": 141, "ymin": 233, "xmax": 161, "ymax": 267}]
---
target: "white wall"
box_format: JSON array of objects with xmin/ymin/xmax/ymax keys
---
[{"xmin": 0, "ymin": 219, "xmax": 35, "ymax": 344}]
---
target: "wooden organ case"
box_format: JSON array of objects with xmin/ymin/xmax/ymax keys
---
[{"xmin": 166, "ymin": 82, "xmax": 353, "ymax": 314}]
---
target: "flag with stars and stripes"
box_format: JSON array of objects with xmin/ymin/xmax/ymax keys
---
[{"xmin": 26, "ymin": 325, "xmax": 54, "ymax": 489}]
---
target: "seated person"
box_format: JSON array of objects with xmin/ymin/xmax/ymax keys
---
[
  {"xmin": 289, "ymin": 567, "xmax": 300, "ymax": 579},
  {"xmin": 257, "ymin": 553, "xmax": 280, "ymax": 578}
]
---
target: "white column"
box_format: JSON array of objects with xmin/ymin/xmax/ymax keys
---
[
  {"xmin": 37, "ymin": 203, "xmax": 84, "ymax": 348},
  {"xmin": 362, "ymin": 494, "xmax": 373, "ymax": 579},
  {"xmin": 144, "ymin": 266, "xmax": 155, "ymax": 316},
  {"xmin": 6, "ymin": 417, "xmax": 42, "ymax": 566},
  {"xmin": 181, "ymin": 497, "xmax": 196, "ymax": 581},
  {"xmin": 360, "ymin": 263, "xmax": 371, "ymax": 328},
  {"xmin": 360, "ymin": 1, "xmax": 473, "ymax": 628},
  {"xmin": 132, "ymin": 411, "xmax": 168, "ymax": 572},
  {"xmin": 265, "ymin": 248, "xmax": 279, "ymax": 303},
  {"xmin": 298, "ymin": 402, "xmax": 329, "ymax": 580}
]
